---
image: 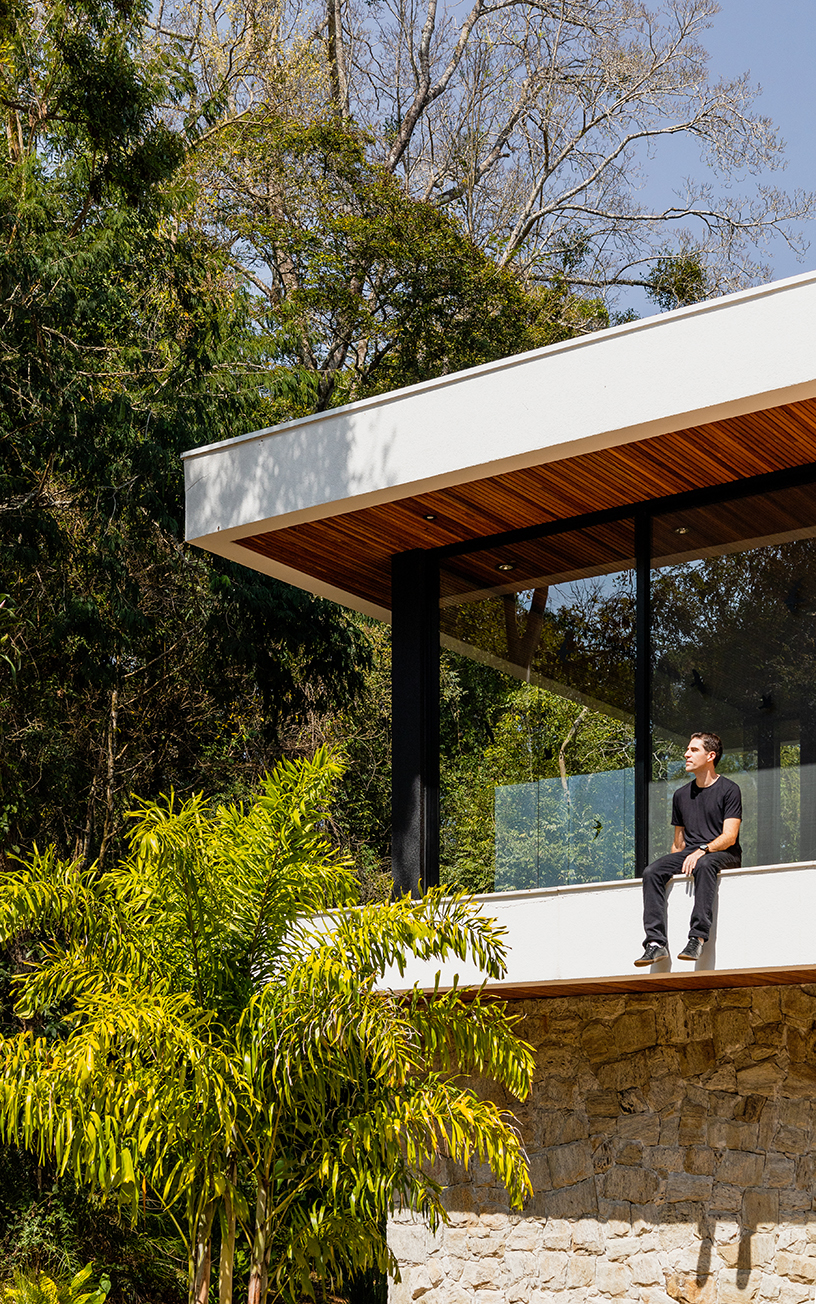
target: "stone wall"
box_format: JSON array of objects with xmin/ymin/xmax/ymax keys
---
[{"xmin": 388, "ymin": 984, "xmax": 816, "ymax": 1304}]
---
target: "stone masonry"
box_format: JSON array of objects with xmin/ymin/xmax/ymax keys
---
[{"xmin": 389, "ymin": 984, "xmax": 816, "ymax": 1304}]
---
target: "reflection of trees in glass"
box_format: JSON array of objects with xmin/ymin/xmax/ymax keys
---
[
  {"xmin": 440, "ymin": 668, "xmax": 634, "ymax": 893},
  {"xmin": 652, "ymin": 540, "xmax": 816, "ymax": 741},
  {"xmin": 442, "ymin": 572, "xmax": 635, "ymax": 717}
]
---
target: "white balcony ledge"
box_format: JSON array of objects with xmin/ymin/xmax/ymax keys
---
[{"xmin": 383, "ymin": 861, "xmax": 816, "ymax": 997}]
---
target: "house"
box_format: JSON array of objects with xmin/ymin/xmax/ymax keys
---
[{"xmin": 184, "ymin": 271, "xmax": 816, "ymax": 1304}]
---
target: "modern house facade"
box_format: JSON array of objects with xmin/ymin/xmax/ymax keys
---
[{"xmin": 184, "ymin": 271, "xmax": 816, "ymax": 1304}]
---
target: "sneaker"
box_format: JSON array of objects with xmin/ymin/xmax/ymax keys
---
[
  {"xmin": 677, "ymin": 937, "xmax": 705, "ymax": 961},
  {"xmin": 634, "ymin": 942, "xmax": 669, "ymax": 967}
]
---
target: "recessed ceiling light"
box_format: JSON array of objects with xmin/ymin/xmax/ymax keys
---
[
  {"xmin": 497, "ymin": 562, "xmax": 516, "ymax": 572},
  {"xmin": 675, "ymin": 526, "xmax": 689, "ymax": 535},
  {"xmin": 423, "ymin": 513, "xmax": 436, "ymax": 521}
]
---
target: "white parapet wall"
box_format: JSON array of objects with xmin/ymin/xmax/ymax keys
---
[{"xmin": 381, "ymin": 861, "xmax": 816, "ymax": 991}]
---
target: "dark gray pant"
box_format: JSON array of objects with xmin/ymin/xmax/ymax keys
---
[{"xmin": 642, "ymin": 850, "xmax": 740, "ymax": 948}]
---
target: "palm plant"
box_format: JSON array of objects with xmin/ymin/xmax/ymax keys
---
[{"xmin": 0, "ymin": 749, "xmax": 534, "ymax": 1303}]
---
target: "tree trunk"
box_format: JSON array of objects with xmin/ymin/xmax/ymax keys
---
[
  {"xmin": 98, "ymin": 678, "xmax": 120, "ymax": 868},
  {"xmin": 219, "ymin": 1160, "xmax": 237, "ymax": 1304},
  {"xmin": 192, "ymin": 1201, "xmax": 216, "ymax": 1304},
  {"xmin": 248, "ymin": 1176, "xmax": 271, "ymax": 1304},
  {"xmin": 502, "ymin": 586, "xmax": 549, "ymax": 675}
]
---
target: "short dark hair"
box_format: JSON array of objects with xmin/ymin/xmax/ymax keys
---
[{"xmin": 690, "ymin": 731, "xmax": 723, "ymax": 766}]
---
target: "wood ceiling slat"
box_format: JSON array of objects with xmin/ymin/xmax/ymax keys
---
[{"xmin": 237, "ymin": 397, "xmax": 816, "ymax": 611}]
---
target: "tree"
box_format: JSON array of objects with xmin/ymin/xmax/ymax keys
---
[
  {"xmin": 0, "ymin": 751, "xmax": 535, "ymax": 1303},
  {"xmin": 156, "ymin": 0, "xmax": 815, "ymax": 302},
  {"xmin": 188, "ymin": 111, "xmax": 606, "ymax": 414},
  {"xmin": 0, "ymin": 0, "xmax": 373, "ymax": 866}
]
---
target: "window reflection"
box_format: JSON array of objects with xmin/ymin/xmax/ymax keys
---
[
  {"xmin": 440, "ymin": 522, "xmax": 636, "ymax": 892},
  {"xmin": 650, "ymin": 484, "xmax": 816, "ymax": 866}
]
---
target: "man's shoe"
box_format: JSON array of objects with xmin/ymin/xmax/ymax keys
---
[
  {"xmin": 634, "ymin": 942, "xmax": 669, "ymax": 967},
  {"xmin": 677, "ymin": 937, "xmax": 705, "ymax": 961}
]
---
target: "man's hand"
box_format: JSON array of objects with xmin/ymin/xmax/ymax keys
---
[{"xmin": 681, "ymin": 848, "xmax": 705, "ymax": 876}]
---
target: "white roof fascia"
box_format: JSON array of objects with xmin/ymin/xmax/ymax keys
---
[{"xmin": 183, "ymin": 271, "xmax": 816, "ymax": 616}]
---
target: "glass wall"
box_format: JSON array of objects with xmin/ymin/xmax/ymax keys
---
[
  {"xmin": 439, "ymin": 521, "xmax": 636, "ymax": 893},
  {"xmin": 650, "ymin": 483, "xmax": 816, "ymax": 865},
  {"xmin": 434, "ymin": 475, "xmax": 816, "ymax": 894}
]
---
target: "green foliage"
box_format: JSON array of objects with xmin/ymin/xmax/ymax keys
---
[
  {"xmin": 197, "ymin": 113, "xmax": 608, "ymax": 416},
  {"xmin": 645, "ymin": 249, "xmax": 711, "ymax": 312},
  {"xmin": 0, "ymin": 1264, "xmax": 109, "ymax": 1304},
  {"xmin": 0, "ymin": 0, "xmax": 374, "ymax": 868},
  {"xmin": 0, "ymin": 752, "xmax": 534, "ymax": 1303}
]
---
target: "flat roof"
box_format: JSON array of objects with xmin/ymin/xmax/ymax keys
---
[{"xmin": 183, "ymin": 270, "xmax": 816, "ymax": 618}]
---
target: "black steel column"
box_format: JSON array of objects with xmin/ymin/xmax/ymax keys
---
[
  {"xmin": 391, "ymin": 549, "xmax": 440, "ymax": 897},
  {"xmin": 634, "ymin": 511, "xmax": 651, "ymax": 876}
]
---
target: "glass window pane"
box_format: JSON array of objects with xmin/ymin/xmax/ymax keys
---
[
  {"xmin": 440, "ymin": 521, "xmax": 636, "ymax": 893},
  {"xmin": 650, "ymin": 482, "xmax": 816, "ymax": 866}
]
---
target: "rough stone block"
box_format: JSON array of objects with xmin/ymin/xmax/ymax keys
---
[
  {"xmin": 666, "ymin": 1172, "xmax": 714, "ymax": 1203},
  {"xmin": 743, "ymin": 1189, "xmax": 779, "ymax": 1231},
  {"xmin": 774, "ymin": 1125, "xmax": 809, "ymax": 1155},
  {"xmin": 540, "ymin": 1111, "xmax": 589, "ymax": 1147},
  {"xmin": 614, "ymin": 1009, "xmax": 658, "ymax": 1054},
  {"xmin": 507, "ymin": 1222, "xmax": 541, "ymax": 1252},
  {"xmin": 764, "ymin": 1153, "xmax": 796, "ymax": 1188},
  {"xmin": 597, "ymin": 1200, "xmax": 634, "ymax": 1237},
  {"xmin": 705, "ymin": 1065, "xmax": 738, "ymax": 1092},
  {"xmin": 708, "ymin": 1121, "xmax": 759, "ymax": 1151},
  {"xmin": 595, "ymin": 1259, "xmax": 633, "ymax": 1296},
  {"xmin": 545, "ymin": 1178, "xmax": 599, "ymax": 1220},
  {"xmin": 585, "ymin": 1091, "xmax": 621, "ymax": 1117},
  {"xmin": 757, "ymin": 1272, "xmax": 782, "ymax": 1302},
  {"xmin": 780, "ymin": 988, "xmax": 816, "ymax": 1025},
  {"xmin": 714, "ymin": 1010, "xmax": 753, "ymax": 1056},
  {"xmin": 676, "ymin": 1041, "xmax": 716, "ymax": 1076},
  {"xmin": 504, "ymin": 1250, "xmax": 538, "ymax": 1282},
  {"xmin": 712, "ymin": 1184, "xmax": 745, "ymax": 1213},
  {"xmin": 752, "ymin": 989, "xmax": 781, "ymax": 1024},
  {"xmin": 582, "ymin": 1021, "xmax": 615, "ymax": 1061},
  {"xmin": 685, "ymin": 1147, "xmax": 716, "ymax": 1176},
  {"xmin": 619, "ymin": 1112, "xmax": 661, "ymax": 1144},
  {"xmin": 567, "ymin": 1256, "xmax": 597, "ymax": 1288},
  {"xmin": 665, "ymin": 1271, "xmax": 717, "ymax": 1304},
  {"xmin": 536, "ymin": 1250, "xmax": 569, "ymax": 1286},
  {"xmin": 548, "ymin": 1141, "xmax": 595, "ymax": 1189},
  {"xmin": 679, "ymin": 1115, "xmax": 708, "ymax": 1146},
  {"xmin": 407, "ymin": 1264, "xmax": 440, "ymax": 1298},
  {"xmin": 629, "ymin": 1253, "xmax": 664, "ymax": 1285},
  {"xmin": 541, "ymin": 1219, "xmax": 572, "ymax": 1250},
  {"xmin": 716, "ymin": 1268, "xmax": 763, "ymax": 1303},
  {"xmin": 617, "ymin": 1141, "xmax": 645, "ymax": 1166},
  {"xmin": 778, "ymin": 1288, "xmax": 813, "ymax": 1304},
  {"xmin": 736, "ymin": 1062, "xmax": 782, "ymax": 1095},
  {"xmin": 603, "ymin": 1166, "xmax": 662, "ymax": 1204},
  {"xmin": 607, "ymin": 1238, "xmax": 645, "ymax": 1262},
  {"xmin": 718, "ymin": 1151, "xmax": 766, "ymax": 1188},
  {"xmin": 572, "ymin": 1218, "xmax": 605, "ymax": 1253},
  {"xmin": 389, "ymin": 1224, "xmax": 437, "ymax": 1264},
  {"xmin": 460, "ymin": 1259, "xmax": 500, "ymax": 1290},
  {"xmin": 776, "ymin": 1254, "xmax": 816, "ymax": 1284}
]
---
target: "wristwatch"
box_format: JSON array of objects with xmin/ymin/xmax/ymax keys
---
[{"xmin": 698, "ymin": 844, "xmax": 709, "ymax": 854}]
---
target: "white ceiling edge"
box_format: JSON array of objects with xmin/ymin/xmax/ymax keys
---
[{"xmin": 184, "ymin": 269, "xmax": 816, "ymax": 547}]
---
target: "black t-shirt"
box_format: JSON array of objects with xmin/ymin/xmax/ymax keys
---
[{"xmin": 671, "ymin": 775, "xmax": 742, "ymax": 857}]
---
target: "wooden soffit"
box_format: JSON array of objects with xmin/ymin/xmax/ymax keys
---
[{"xmin": 235, "ymin": 395, "xmax": 816, "ymax": 614}]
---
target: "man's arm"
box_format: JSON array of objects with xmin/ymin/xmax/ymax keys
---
[
  {"xmin": 671, "ymin": 826, "xmax": 686, "ymax": 853},
  {"xmin": 681, "ymin": 818, "xmax": 741, "ymax": 875}
]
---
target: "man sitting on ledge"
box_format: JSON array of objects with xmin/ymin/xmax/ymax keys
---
[{"xmin": 635, "ymin": 732, "xmax": 742, "ymax": 967}]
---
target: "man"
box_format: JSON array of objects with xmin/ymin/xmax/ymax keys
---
[{"xmin": 635, "ymin": 732, "xmax": 742, "ymax": 966}]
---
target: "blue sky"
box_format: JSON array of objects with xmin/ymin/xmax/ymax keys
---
[{"xmin": 631, "ymin": 0, "xmax": 816, "ymax": 311}]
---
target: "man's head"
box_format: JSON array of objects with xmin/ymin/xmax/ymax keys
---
[{"xmin": 685, "ymin": 731, "xmax": 723, "ymax": 773}]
